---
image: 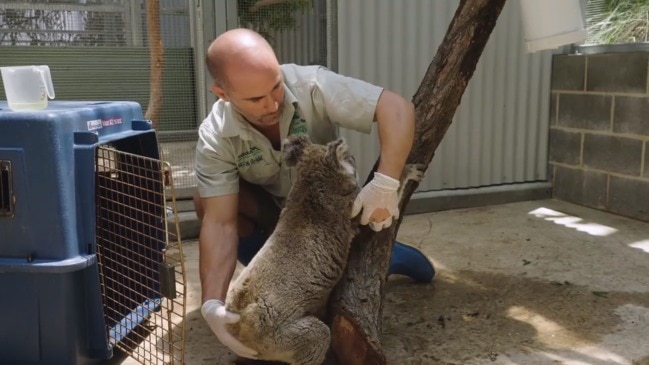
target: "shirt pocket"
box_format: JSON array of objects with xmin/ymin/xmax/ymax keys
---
[{"xmin": 239, "ymin": 161, "xmax": 281, "ymax": 186}]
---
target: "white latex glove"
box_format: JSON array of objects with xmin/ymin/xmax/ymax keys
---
[
  {"xmin": 201, "ymin": 299, "xmax": 258, "ymax": 359},
  {"xmin": 350, "ymin": 172, "xmax": 400, "ymax": 232}
]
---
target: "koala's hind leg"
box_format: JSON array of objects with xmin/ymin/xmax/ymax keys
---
[{"xmin": 274, "ymin": 316, "xmax": 330, "ymax": 365}]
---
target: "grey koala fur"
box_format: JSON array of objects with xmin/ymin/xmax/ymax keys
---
[
  {"xmin": 225, "ymin": 134, "xmax": 426, "ymax": 365},
  {"xmin": 225, "ymin": 135, "xmax": 360, "ymax": 365}
]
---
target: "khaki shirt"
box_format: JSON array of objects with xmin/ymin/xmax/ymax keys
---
[{"xmin": 195, "ymin": 63, "xmax": 383, "ymax": 200}]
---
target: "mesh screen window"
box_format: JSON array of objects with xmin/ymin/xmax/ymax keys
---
[{"xmin": 0, "ymin": 0, "xmax": 332, "ymax": 199}]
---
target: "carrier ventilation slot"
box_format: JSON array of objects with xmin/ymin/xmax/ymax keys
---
[{"xmin": 0, "ymin": 161, "xmax": 14, "ymax": 218}]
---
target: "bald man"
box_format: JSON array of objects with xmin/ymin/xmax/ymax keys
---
[{"xmin": 194, "ymin": 28, "xmax": 434, "ymax": 359}]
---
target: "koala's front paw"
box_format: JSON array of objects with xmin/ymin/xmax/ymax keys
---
[{"xmin": 403, "ymin": 163, "xmax": 426, "ymax": 184}]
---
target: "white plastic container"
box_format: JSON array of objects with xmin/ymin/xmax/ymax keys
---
[
  {"xmin": 0, "ymin": 65, "xmax": 55, "ymax": 111},
  {"xmin": 519, "ymin": 0, "xmax": 587, "ymax": 53}
]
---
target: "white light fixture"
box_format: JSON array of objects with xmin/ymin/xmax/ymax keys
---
[{"xmin": 519, "ymin": 0, "xmax": 588, "ymax": 53}]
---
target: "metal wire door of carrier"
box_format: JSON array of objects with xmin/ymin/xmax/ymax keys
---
[{"xmin": 95, "ymin": 145, "xmax": 186, "ymax": 364}]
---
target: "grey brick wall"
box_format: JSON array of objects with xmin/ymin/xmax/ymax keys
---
[{"xmin": 549, "ymin": 52, "xmax": 649, "ymax": 223}]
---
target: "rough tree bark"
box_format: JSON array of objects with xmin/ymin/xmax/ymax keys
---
[
  {"xmin": 145, "ymin": 0, "xmax": 164, "ymax": 128},
  {"xmin": 328, "ymin": 0, "xmax": 508, "ymax": 364}
]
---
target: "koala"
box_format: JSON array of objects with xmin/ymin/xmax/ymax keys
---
[
  {"xmin": 225, "ymin": 135, "xmax": 360, "ymax": 365},
  {"xmin": 225, "ymin": 134, "xmax": 426, "ymax": 365}
]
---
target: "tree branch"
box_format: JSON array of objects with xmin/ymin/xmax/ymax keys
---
[
  {"xmin": 145, "ymin": 0, "xmax": 164, "ymax": 128},
  {"xmin": 328, "ymin": 1, "xmax": 508, "ymax": 363}
]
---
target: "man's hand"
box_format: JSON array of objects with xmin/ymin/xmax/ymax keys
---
[
  {"xmin": 201, "ymin": 299, "xmax": 258, "ymax": 359},
  {"xmin": 350, "ymin": 172, "xmax": 400, "ymax": 231}
]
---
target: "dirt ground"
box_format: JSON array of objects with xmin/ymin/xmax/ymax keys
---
[{"xmin": 110, "ymin": 198, "xmax": 649, "ymax": 365}]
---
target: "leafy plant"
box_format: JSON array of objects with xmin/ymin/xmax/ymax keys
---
[
  {"xmin": 587, "ymin": 0, "xmax": 649, "ymax": 44},
  {"xmin": 237, "ymin": 0, "xmax": 312, "ymax": 42}
]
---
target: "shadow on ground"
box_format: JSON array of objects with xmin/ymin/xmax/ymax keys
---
[
  {"xmin": 173, "ymin": 263, "xmax": 649, "ymax": 364},
  {"xmin": 382, "ymin": 271, "xmax": 649, "ymax": 364}
]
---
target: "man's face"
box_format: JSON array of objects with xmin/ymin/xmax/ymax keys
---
[{"xmin": 212, "ymin": 65, "xmax": 285, "ymax": 128}]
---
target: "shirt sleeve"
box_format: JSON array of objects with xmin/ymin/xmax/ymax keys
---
[
  {"xmin": 194, "ymin": 123, "xmax": 239, "ymax": 198},
  {"xmin": 312, "ymin": 66, "xmax": 384, "ymax": 134}
]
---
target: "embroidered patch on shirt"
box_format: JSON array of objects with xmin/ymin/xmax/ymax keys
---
[
  {"xmin": 288, "ymin": 111, "xmax": 308, "ymax": 136},
  {"xmin": 237, "ymin": 146, "xmax": 264, "ymax": 167}
]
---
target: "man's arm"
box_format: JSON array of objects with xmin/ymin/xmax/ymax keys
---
[
  {"xmin": 199, "ymin": 193, "xmax": 259, "ymax": 359},
  {"xmin": 199, "ymin": 194, "xmax": 239, "ymax": 302},
  {"xmin": 374, "ymin": 89, "xmax": 416, "ymax": 180},
  {"xmin": 311, "ymin": 66, "xmax": 415, "ymax": 230},
  {"xmin": 351, "ymin": 89, "xmax": 415, "ymax": 227}
]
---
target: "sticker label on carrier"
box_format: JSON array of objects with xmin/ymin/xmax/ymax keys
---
[
  {"xmin": 87, "ymin": 117, "xmax": 123, "ymax": 131},
  {"xmin": 87, "ymin": 119, "xmax": 103, "ymax": 131}
]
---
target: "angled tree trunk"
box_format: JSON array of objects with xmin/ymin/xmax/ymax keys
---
[
  {"xmin": 328, "ymin": 0, "xmax": 508, "ymax": 363},
  {"xmin": 145, "ymin": 0, "xmax": 164, "ymax": 128}
]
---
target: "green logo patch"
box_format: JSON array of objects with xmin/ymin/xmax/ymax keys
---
[
  {"xmin": 289, "ymin": 111, "xmax": 307, "ymax": 136},
  {"xmin": 237, "ymin": 146, "xmax": 264, "ymax": 168}
]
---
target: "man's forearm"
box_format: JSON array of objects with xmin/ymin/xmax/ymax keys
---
[
  {"xmin": 199, "ymin": 222, "xmax": 238, "ymax": 303},
  {"xmin": 375, "ymin": 90, "xmax": 415, "ymax": 180}
]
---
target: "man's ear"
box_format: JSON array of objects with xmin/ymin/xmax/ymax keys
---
[
  {"xmin": 282, "ymin": 135, "xmax": 311, "ymax": 167},
  {"xmin": 211, "ymin": 84, "xmax": 229, "ymax": 101}
]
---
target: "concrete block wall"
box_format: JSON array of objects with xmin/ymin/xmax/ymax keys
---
[{"xmin": 549, "ymin": 52, "xmax": 649, "ymax": 222}]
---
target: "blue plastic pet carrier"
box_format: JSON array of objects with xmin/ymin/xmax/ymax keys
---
[{"xmin": 0, "ymin": 101, "xmax": 185, "ymax": 365}]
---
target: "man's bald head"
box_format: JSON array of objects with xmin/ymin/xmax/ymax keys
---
[{"xmin": 206, "ymin": 28, "xmax": 279, "ymax": 88}]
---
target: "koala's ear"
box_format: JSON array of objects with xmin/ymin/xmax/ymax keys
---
[
  {"xmin": 326, "ymin": 137, "xmax": 348, "ymax": 160},
  {"xmin": 328, "ymin": 138, "xmax": 356, "ymax": 176},
  {"xmin": 282, "ymin": 134, "xmax": 311, "ymax": 166}
]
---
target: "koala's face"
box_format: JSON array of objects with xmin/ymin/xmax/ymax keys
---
[{"xmin": 283, "ymin": 135, "xmax": 359, "ymax": 195}]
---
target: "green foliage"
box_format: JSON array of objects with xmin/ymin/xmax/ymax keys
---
[
  {"xmin": 587, "ymin": 0, "xmax": 649, "ymax": 44},
  {"xmin": 237, "ymin": 0, "xmax": 312, "ymax": 42}
]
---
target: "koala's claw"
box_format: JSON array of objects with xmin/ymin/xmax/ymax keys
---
[
  {"xmin": 404, "ymin": 163, "xmax": 426, "ymax": 183},
  {"xmin": 396, "ymin": 164, "xmax": 426, "ymax": 200}
]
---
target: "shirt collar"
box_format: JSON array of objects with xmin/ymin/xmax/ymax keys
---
[
  {"xmin": 283, "ymin": 83, "xmax": 298, "ymax": 107},
  {"xmin": 220, "ymin": 103, "xmax": 249, "ymax": 139}
]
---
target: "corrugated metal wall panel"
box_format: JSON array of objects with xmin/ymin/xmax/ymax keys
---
[
  {"xmin": 336, "ymin": 0, "xmax": 552, "ymax": 192},
  {"xmin": 0, "ymin": 46, "xmax": 197, "ymax": 131}
]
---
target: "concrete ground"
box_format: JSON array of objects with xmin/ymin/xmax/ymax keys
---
[{"xmin": 106, "ymin": 198, "xmax": 649, "ymax": 365}]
